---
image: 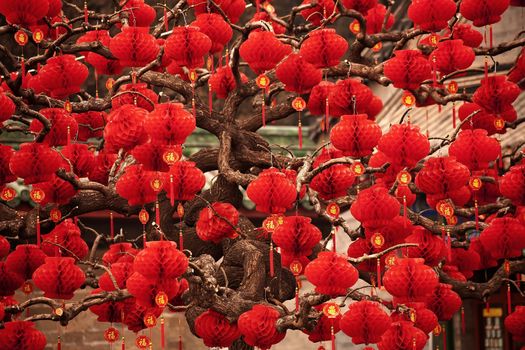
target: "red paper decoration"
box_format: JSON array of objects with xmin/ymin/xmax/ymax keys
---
[
  {"xmin": 378, "ymin": 124, "xmax": 430, "ymax": 168},
  {"xmin": 351, "ymin": 185, "xmax": 400, "ymax": 230},
  {"xmin": 165, "ymin": 26, "xmax": 211, "ymax": 69},
  {"xmin": 238, "ymin": 305, "xmax": 286, "ymax": 349},
  {"xmin": 449, "ymin": 248, "xmax": 481, "ymax": 279},
  {"xmin": 239, "ymin": 31, "xmax": 292, "ymax": 75},
  {"xmin": 246, "ymin": 167, "xmax": 296, "ymax": 214},
  {"xmin": 29, "ymin": 108, "xmax": 78, "ymax": 146},
  {"xmin": 9, "ymin": 143, "xmax": 62, "ymax": 184},
  {"xmin": 77, "ymin": 30, "xmax": 123, "ymax": 75},
  {"xmin": 307, "ymin": 81, "xmax": 335, "ymax": 116},
  {"xmin": 310, "ymin": 148, "xmax": 356, "ymax": 200},
  {"xmin": 74, "ymin": 111, "xmax": 106, "ymax": 141},
  {"xmin": 383, "ymin": 50, "xmax": 432, "ymax": 90},
  {"xmin": 88, "ymin": 151, "xmax": 118, "ymax": 185},
  {"xmin": 272, "ymin": 215, "xmax": 321, "ymax": 260},
  {"xmin": 104, "ymin": 105, "xmax": 148, "ymax": 152},
  {"xmin": 61, "ymin": 144, "xmax": 96, "ymax": 178},
  {"xmin": 126, "ymin": 271, "xmax": 180, "ymax": 308},
  {"xmin": 0, "ymin": 236, "xmax": 10, "ymax": 259},
  {"xmin": 164, "ymin": 161, "xmax": 206, "ymax": 202},
  {"xmin": 0, "ymin": 262, "xmax": 24, "ymax": 296},
  {"xmin": 102, "ymin": 242, "xmax": 137, "ymax": 266},
  {"xmin": 109, "ymin": 27, "xmax": 160, "ymax": 68},
  {"xmin": 500, "ymin": 164, "xmax": 525, "ymax": 205},
  {"xmin": 195, "ymin": 309, "xmax": 241, "ymax": 347},
  {"xmin": 250, "ymin": 12, "xmax": 286, "ymax": 34},
  {"xmin": 430, "ymin": 39, "xmax": 476, "ymax": 75},
  {"xmin": 300, "ymin": 0, "xmax": 336, "ymax": 26},
  {"xmin": 328, "ymin": 78, "xmax": 375, "ymax": 116},
  {"xmin": 458, "ymin": 102, "xmax": 516, "ymax": 135},
  {"xmin": 187, "ymin": 0, "xmax": 245, "ymax": 24},
  {"xmin": 304, "ymin": 251, "xmax": 358, "ymax": 297},
  {"xmin": 275, "ymin": 53, "xmax": 322, "ymax": 94},
  {"xmin": 340, "ymin": 300, "xmax": 391, "ymax": 344},
  {"xmin": 145, "ymin": 102, "xmax": 196, "ymax": 145},
  {"xmin": 0, "ymin": 0, "xmax": 49, "ymax": 26},
  {"xmin": 365, "ymin": 4, "xmax": 395, "ymax": 34},
  {"xmin": 191, "ymin": 14, "xmax": 233, "ymax": 54},
  {"xmin": 0, "ymin": 89, "xmax": 15, "ymax": 123},
  {"xmin": 383, "ymin": 258, "xmax": 439, "ymax": 303},
  {"xmin": 134, "ymin": 240, "xmax": 188, "ymax": 281},
  {"xmin": 196, "ymin": 202, "xmax": 240, "ymax": 243},
  {"xmin": 408, "ymin": 0, "xmax": 457, "ymax": 31},
  {"xmin": 123, "ymin": 301, "xmax": 163, "ymax": 332},
  {"xmin": 330, "ymin": 114, "xmax": 382, "ymax": 157},
  {"xmin": 32, "ymin": 257, "xmax": 85, "ymax": 299},
  {"xmin": 41, "ymin": 219, "xmax": 88, "ymax": 259},
  {"xmin": 131, "ymin": 143, "xmax": 182, "ymax": 172},
  {"xmin": 377, "ymin": 321, "xmax": 428, "ymax": 350},
  {"xmin": 36, "ymin": 55, "xmax": 88, "ymax": 99},
  {"xmin": 460, "ymin": 0, "xmax": 510, "ymax": 27},
  {"xmin": 452, "ymin": 23, "xmax": 484, "ymax": 47},
  {"xmin": 391, "ymin": 302, "xmax": 438, "ymax": 334},
  {"xmin": 32, "ymin": 174, "xmax": 78, "ymax": 206},
  {"xmin": 479, "ymin": 217, "xmax": 525, "ymax": 260},
  {"xmin": 425, "ymin": 283, "xmax": 462, "ymax": 321},
  {"xmin": 405, "ymin": 226, "xmax": 447, "ymax": 266},
  {"xmin": 122, "ymin": 0, "xmax": 156, "ymax": 27},
  {"xmin": 505, "ymin": 306, "xmax": 525, "ymax": 342},
  {"xmin": 300, "ymin": 29, "xmax": 348, "ymax": 68},
  {"xmin": 99, "ymin": 262, "xmax": 134, "ymax": 291},
  {"xmin": 112, "ymin": 83, "xmax": 159, "ymax": 112},
  {"xmin": 449, "ymin": 129, "xmax": 501, "ymax": 170},
  {"xmin": 209, "ymin": 66, "xmax": 248, "ymax": 99},
  {"xmin": 116, "ymin": 165, "xmax": 159, "ymax": 206},
  {"xmin": 89, "ymin": 288, "xmax": 126, "ymax": 323},
  {"xmin": 0, "ymin": 145, "xmax": 16, "ymax": 185},
  {"xmin": 472, "ymin": 75, "xmax": 520, "ymax": 115},
  {"xmin": 0, "ymin": 321, "xmax": 47, "ymax": 350},
  {"xmin": 341, "ymin": 0, "xmax": 377, "ymax": 14}
]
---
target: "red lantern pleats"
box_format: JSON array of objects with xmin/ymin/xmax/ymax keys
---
[
  {"xmin": 196, "ymin": 202, "xmax": 239, "ymax": 243},
  {"xmin": 425, "ymin": 283, "xmax": 462, "ymax": 321},
  {"xmin": 102, "ymin": 242, "xmax": 137, "ymax": 266},
  {"xmin": 505, "ymin": 306, "xmax": 525, "ymax": 342},
  {"xmin": 391, "ymin": 302, "xmax": 439, "ymax": 334},
  {"xmin": 61, "ymin": 144, "xmax": 96, "ymax": 178},
  {"xmin": 0, "ymin": 89, "xmax": 15, "ymax": 123},
  {"xmin": 430, "ymin": 39, "xmax": 476, "ymax": 76},
  {"xmin": 239, "ymin": 31, "xmax": 292, "ymax": 75},
  {"xmin": 195, "ymin": 309, "xmax": 241, "ymax": 347},
  {"xmin": 310, "ymin": 148, "xmax": 356, "ymax": 200},
  {"xmin": 307, "ymin": 81, "xmax": 335, "ymax": 117},
  {"xmin": 304, "ymin": 251, "xmax": 358, "ymax": 297},
  {"xmin": 112, "ymin": 83, "xmax": 159, "ymax": 112},
  {"xmin": 74, "ymin": 111, "xmax": 106, "ymax": 141},
  {"xmin": 77, "ymin": 30, "xmax": 123, "ymax": 76},
  {"xmin": 36, "ymin": 55, "xmax": 88, "ymax": 99},
  {"xmin": 246, "ymin": 167, "xmax": 296, "ymax": 214},
  {"xmin": 0, "ymin": 262, "xmax": 24, "ymax": 296},
  {"xmin": 458, "ymin": 102, "xmax": 517, "ymax": 136},
  {"xmin": 32, "ymin": 174, "xmax": 78, "ymax": 206},
  {"xmin": 126, "ymin": 271, "xmax": 180, "ymax": 308},
  {"xmin": 300, "ymin": 0, "xmax": 336, "ymax": 26},
  {"xmin": 300, "ymin": 29, "xmax": 348, "ymax": 68},
  {"xmin": 88, "ymin": 151, "xmax": 118, "ymax": 186},
  {"xmin": 191, "ymin": 14, "xmax": 233, "ymax": 54},
  {"xmin": 131, "ymin": 143, "xmax": 182, "ymax": 172},
  {"xmin": 383, "ymin": 50, "xmax": 432, "ymax": 90},
  {"xmin": 272, "ymin": 215, "xmax": 321, "ymax": 261},
  {"xmin": 449, "ymin": 247, "xmax": 481, "ymax": 279},
  {"xmin": 209, "ymin": 66, "xmax": 248, "ymax": 99},
  {"xmin": 116, "ymin": 165, "xmax": 159, "ymax": 206},
  {"xmin": 350, "ymin": 185, "xmax": 400, "ymax": 231},
  {"xmin": 99, "ymin": 262, "xmax": 134, "ymax": 292},
  {"xmin": 377, "ymin": 321, "xmax": 428, "ymax": 350},
  {"xmin": 134, "ymin": 240, "xmax": 188, "ymax": 282},
  {"xmin": 472, "ymin": 75, "xmax": 520, "ymax": 116},
  {"xmin": 0, "ymin": 236, "xmax": 10, "ymax": 259},
  {"xmin": 109, "ymin": 27, "xmax": 160, "ymax": 68},
  {"xmin": 0, "ymin": 145, "xmax": 16, "ymax": 185},
  {"xmin": 330, "ymin": 114, "xmax": 382, "ymax": 157},
  {"xmin": 249, "ymin": 12, "xmax": 287, "ymax": 34},
  {"xmin": 365, "ymin": 4, "xmax": 395, "ymax": 34},
  {"xmin": 29, "ymin": 108, "xmax": 78, "ymax": 146},
  {"xmin": 275, "ymin": 53, "xmax": 322, "ymax": 94},
  {"xmin": 448, "ymin": 129, "xmax": 501, "ymax": 170},
  {"xmin": 479, "ymin": 217, "xmax": 525, "ymax": 260},
  {"xmin": 32, "ymin": 257, "xmax": 85, "ymax": 299},
  {"xmin": 237, "ymin": 305, "xmax": 286, "ymax": 350},
  {"xmin": 89, "ymin": 287, "xmax": 126, "ymax": 323},
  {"xmin": 9, "ymin": 143, "xmax": 62, "ymax": 184},
  {"xmin": 500, "ymin": 164, "xmax": 525, "ymax": 205},
  {"xmin": 340, "ymin": 300, "xmax": 391, "ymax": 344},
  {"xmin": 328, "ymin": 78, "xmax": 374, "ymax": 116},
  {"xmin": 341, "ymin": 0, "xmax": 377, "ymax": 14},
  {"xmin": 0, "ymin": 0, "xmax": 49, "ymax": 26},
  {"xmin": 452, "ymin": 24, "xmax": 484, "ymax": 47},
  {"xmin": 41, "ymin": 219, "xmax": 89, "ymax": 259},
  {"xmin": 405, "ymin": 226, "xmax": 447, "ymax": 266},
  {"xmin": 145, "ymin": 102, "xmax": 196, "ymax": 145},
  {"xmin": 407, "ymin": 0, "xmax": 457, "ymax": 31},
  {"xmin": 122, "ymin": 0, "xmax": 156, "ymax": 27},
  {"xmin": 460, "ymin": 0, "xmax": 511, "ymax": 27},
  {"xmin": 0, "ymin": 321, "xmax": 47, "ymax": 350},
  {"xmin": 164, "ymin": 161, "xmax": 205, "ymax": 202},
  {"xmin": 103, "ymin": 105, "xmax": 148, "ymax": 152},
  {"xmin": 164, "ymin": 26, "xmax": 212, "ymax": 69},
  {"xmin": 187, "ymin": 0, "xmax": 245, "ymax": 24},
  {"xmin": 383, "ymin": 258, "xmax": 439, "ymax": 304}
]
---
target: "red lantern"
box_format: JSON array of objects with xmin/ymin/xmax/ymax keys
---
[
  {"xmin": 109, "ymin": 27, "xmax": 160, "ymax": 68},
  {"xmin": 300, "ymin": 29, "xmax": 348, "ymax": 68},
  {"xmin": 145, "ymin": 102, "xmax": 196, "ymax": 146},
  {"xmin": 479, "ymin": 217, "xmax": 525, "ymax": 260},
  {"xmin": 0, "ymin": 89, "xmax": 15, "ymax": 123},
  {"xmin": 74, "ymin": 111, "xmax": 106, "ymax": 141},
  {"xmin": 102, "ymin": 243, "xmax": 137, "ymax": 266},
  {"xmin": 383, "ymin": 258, "xmax": 439, "ymax": 303},
  {"xmin": 505, "ymin": 306, "xmax": 525, "ymax": 342},
  {"xmin": 237, "ymin": 305, "xmax": 286, "ymax": 349},
  {"xmin": 304, "ymin": 251, "xmax": 358, "ymax": 297},
  {"xmin": 99, "ymin": 262, "xmax": 134, "ymax": 291},
  {"xmin": 405, "ymin": 226, "xmax": 447, "ymax": 266},
  {"xmin": 9, "ymin": 143, "xmax": 62, "ymax": 184},
  {"xmin": 450, "ymin": 248, "xmax": 481, "ymax": 279},
  {"xmin": 40, "ymin": 219, "xmax": 88, "ymax": 259},
  {"xmin": 430, "ymin": 39, "xmax": 475, "ymax": 75},
  {"xmin": 164, "ymin": 26, "xmax": 211, "ymax": 69},
  {"xmin": 310, "ymin": 148, "xmax": 356, "ymax": 200},
  {"xmin": 470, "ymin": 237, "xmax": 499, "ymax": 270},
  {"xmin": 112, "ymin": 83, "xmax": 159, "ymax": 112},
  {"xmin": 275, "ymin": 53, "xmax": 322, "ymax": 94},
  {"xmin": 187, "ymin": 0, "xmax": 245, "ymax": 24},
  {"xmin": 300, "ymin": 0, "xmax": 336, "ymax": 26},
  {"xmin": 29, "ymin": 108, "xmax": 78, "ymax": 146},
  {"xmin": 458, "ymin": 102, "xmax": 516, "ymax": 135},
  {"xmin": 89, "ymin": 288, "xmax": 125, "ymax": 323},
  {"xmin": 195, "ymin": 309, "xmax": 241, "ymax": 347},
  {"xmin": 303, "ymin": 303, "xmax": 342, "ymax": 343},
  {"xmin": 0, "ymin": 0, "xmax": 49, "ymax": 26},
  {"xmin": 104, "ymin": 105, "xmax": 148, "ymax": 152},
  {"xmin": 32, "ymin": 257, "xmax": 85, "ymax": 299},
  {"xmin": 366, "ymin": 95, "xmax": 383, "ymax": 120},
  {"xmin": 239, "ymin": 31, "xmax": 292, "ymax": 75},
  {"xmin": 61, "ymin": 144, "xmax": 96, "ymax": 178},
  {"xmin": 0, "ymin": 145, "xmax": 16, "ymax": 185},
  {"xmin": 246, "ymin": 167, "xmax": 296, "ymax": 214},
  {"xmin": 500, "ymin": 164, "xmax": 525, "ymax": 205},
  {"xmin": 122, "ymin": 0, "xmax": 156, "ymax": 27},
  {"xmin": 88, "ymin": 151, "xmax": 118, "ymax": 186},
  {"xmin": 36, "ymin": 55, "xmax": 88, "ymax": 99},
  {"xmin": 341, "ymin": 0, "xmax": 377, "ymax": 14},
  {"xmin": 272, "ymin": 215, "xmax": 322, "ymax": 260},
  {"xmin": 32, "ymin": 174, "xmax": 78, "ymax": 206},
  {"xmin": 340, "ymin": 300, "xmax": 391, "ymax": 344},
  {"xmin": 509, "ymin": 48, "xmax": 525, "ymax": 88},
  {"xmin": 460, "ymin": 0, "xmax": 510, "ymax": 27},
  {"xmin": 452, "ymin": 23, "xmax": 484, "ymax": 47},
  {"xmin": 364, "ymin": 215, "xmax": 413, "ymax": 246},
  {"xmin": 0, "ymin": 321, "xmax": 47, "ymax": 350},
  {"xmin": 472, "ymin": 75, "xmax": 520, "ymax": 115},
  {"xmin": 134, "ymin": 240, "xmax": 188, "ymax": 281},
  {"xmin": 116, "ymin": 165, "xmax": 160, "ymax": 206},
  {"xmin": 425, "ymin": 283, "xmax": 462, "ymax": 321},
  {"xmin": 350, "ymin": 185, "xmax": 400, "ymax": 230},
  {"xmin": 408, "ymin": 0, "xmax": 457, "ymax": 31},
  {"xmin": 126, "ymin": 272, "xmax": 180, "ymax": 308},
  {"xmin": 164, "ymin": 161, "xmax": 206, "ymax": 202},
  {"xmin": 307, "ymin": 81, "xmax": 335, "ymax": 116},
  {"xmin": 191, "ymin": 13, "xmax": 233, "ymax": 54},
  {"xmin": 209, "ymin": 66, "xmax": 248, "ymax": 99},
  {"xmin": 383, "ymin": 50, "xmax": 432, "ymax": 90},
  {"xmin": 249, "ymin": 12, "xmax": 286, "ymax": 34},
  {"xmin": 196, "ymin": 202, "xmax": 240, "ymax": 243},
  {"xmin": 123, "ymin": 301, "xmax": 163, "ymax": 332},
  {"xmin": 0, "ymin": 262, "xmax": 24, "ymax": 296},
  {"xmin": 131, "ymin": 143, "xmax": 182, "ymax": 172},
  {"xmin": 391, "ymin": 302, "xmax": 439, "ymax": 334},
  {"xmin": 347, "ymin": 238, "xmax": 388, "ymax": 272},
  {"xmin": 0, "ymin": 236, "xmax": 9, "ymax": 259},
  {"xmin": 365, "ymin": 4, "xmax": 395, "ymax": 34},
  {"xmin": 415, "ymin": 156, "xmax": 470, "ymax": 197},
  {"xmin": 378, "ymin": 124, "xmax": 430, "ymax": 168},
  {"xmin": 330, "ymin": 114, "xmax": 382, "ymax": 157},
  {"xmin": 328, "ymin": 78, "xmax": 374, "ymax": 116},
  {"xmin": 448, "ymin": 129, "xmax": 501, "ymax": 170},
  {"xmin": 77, "ymin": 30, "xmax": 123, "ymax": 76},
  {"xmin": 377, "ymin": 321, "xmax": 428, "ymax": 350}
]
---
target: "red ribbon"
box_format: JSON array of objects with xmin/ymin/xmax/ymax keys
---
[{"xmin": 269, "ymin": 241, "xmax": 274, "ymax": 277}]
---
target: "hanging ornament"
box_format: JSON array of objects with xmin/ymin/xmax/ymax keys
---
[
  {"xmin": 468, "ymin": 176, "xmax": 482, "ymax": 230},
  {"xmin": 447, "ymin": 81, "xmax": 459, "ymax": 128},
  {"xmin": 104, "ymin": 327, "xmax": 119, "ymax": 344},
  {"xmin": 322, "ymin": 302, "xmax": 341, "ymax": 350},
  {"xmin": 326, "ymin": 203, "xmax": 340, "ymax": 252},
  {"xmin": 177, "ymin": 203, "xmax": 184, "ymax": 250},
  {"xmin": 136, "ymin": 335, "xmax": 151, "ymax": 349},
  {"xmin": 256, "ymin": 74, "xmax": 270, "ymax": 126},
  {"xmin": 290, "ymin": 260, "xmax": 303, "ymax": 311},
  {"xmin": 262, "ymin": 215, "xmax": 284, "ymax": 277},
  {"xmin": 292, "ymin": 96, "xmax": 307, "ymax": 149},
  {"xmin": 30, "ymin": 188, "xmax": 45, "ymax": 247},
  {"xmin": 1, "ymin": 187, "xmax": 16, "ymax": 202}
]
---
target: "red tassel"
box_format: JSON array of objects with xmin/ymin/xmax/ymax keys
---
[
  {"xmin": 298, "ymin": 113, "xmax": 303, "ymax": 149},
  {"xmin": 36, "ymin": 210, "xmax": 41, "ymax": 247},
  {"xmin": 452, "ymin": 102, "xmax": 456, "ymax": 129},
  {"xmin": 330, "ymin": 322, "xmax": 336, "ymax": 350},
  {"xmin": 110, "ymin": 212, "xmax": 114, "ymax": 239},
  {"xmin": 161, "ymin": 317, "xmax": 165, "ymax": 349},
  {"xmin": 332, "ymin": 228, "xmax": 336, "ymax": 252},
  {"xmin": 170, "ymin": 175, "xmax": 174, "ymax": 207},
  {"xmin": 403, "ymin": 195, "xmax": 407, "ymax": 226},
  {"xmin": 489, "ymin": 25, "xmax": 493, "ymax": 49},
  {"xmin": 121, "ymin": 337, "xmax": 125, "ymax": 350},
  {"xmin": 486, "ymin": 300, "xmax": 490, "ymax": 313},
  {"xmin": 507, "ymin": 282, "xmax": 512, "ymax": 314},
  {"xmin": 179, "ymin": 225, "xmax": 184, "ymax": 251},
  {"xmin": 474, "ymin": 198, "xmax": 479, "ymax": 231},
  {"xmin": 446, "ymin": 230, "xmax": 451, "ymax": 262},
  {"xmin": 178, "ymin": 335, "xmax": 183, "ymax": 350},
  {"xmin": 376, "ymin": 258, "xmax": 381, "ymax": 289},
  {"xmin": 155, "ymin": 199, "xmax": 160, "ymax": 229},
  {"xmin": 208, "ymin": 83, "xmax": 212, "ymax": 116},
  {"xmin": 143, "ymin": 230, "xmax": 146, "ymax": 247},
  {"xmin": 325, "ymin": 98, "xmax": 329, "ymax": 133},
  {"xmin": 461, "ymin": 306, "xmax": 466, "ymax": 334},
  {"xmin": 442, "ymin": 324, "xmax": 447, "ymax": 350},
  {"xmin": 256, "ymin": 0, "xmax": 260, "ymax": 12},
  {"xmin": 66, "ymin": 125, "xmax": 71, "ymax": 145},
  {"xmin": 484, "ymin": 57, "xmax": 489, "ymax": 80},
  {"xmin": 84, "ymin": 1, "xmax": 88, "ymax": 23},
  {"xmin": 269, "ymin": 241, "xmax": 274, "ymax": 277},
  {"xmin": 57, "ymin": 336, "xmax": 62, "ymax": 350},
  {"xmin": 262, "ymin": 90, "xmax": 266, "ymax": 127},
  {"xmin": 295, "ymin": 283, "xmax": 299, "ymax": 312}
]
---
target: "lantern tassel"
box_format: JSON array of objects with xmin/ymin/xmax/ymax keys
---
[
  {"xmin": 474, "ymin": 198, "xmax": 479, "ymax": 231},
  {"xmin": 208, "ymin": 83, "xmax": 212, "ymax": 116},
  {"xmin": 269, "ymin": 241, "xmax": 274, "ymax": 277},
  {"xmin": 256, "ymin": 0, "xmax": 260, "ymax": 12},
  {"xmin": 332, "ymin": 227, "xmax": 336, "ymax": 252},
  {"xmin": 461, "ymin": 306, "xmax": 466, "ymax": 334},
  {"xmin": 507, "ymin": 282, "xmax": 512, "ymax": 314},
  {"xmin": 442, "ymin": 324, "xmax": 447, "ymax": 350},
  {"xmin": 486, "ymin": 300, "xmax": 490, "ymax": 313},
  {"xmin": 489, "ymin": 25, "xmax": 493, "ymax": 49},
  {"xmin": 36, "ymin": 209, "xmax": 41, "ymax": 247},
  {"xmin": 403, "ymin": 195, "xmax": 407, "ymax": 227},
  {"xmin": 325, "ymin": 98, "xmax": 329, "ymax": 133},
  {"xmin": 110, "ymin": 211, "xmax": 114, "ymax": 240},
  {"xmin": 262, "ymin": 89, "xmax": 266, "ymax": 127},
  {"xmin": 452, "ymin": 102, "xmax": 456, "ymax": 129},
  {"xmin": 376, "ymin": 258, "xmax": 381, "ymax": 289},
  {"xmin": 298, "ymin": 113, "xmax": 303, "ymax": 149},
  {"xmin": 170, "ymin": 175, "xmax": 174, "ymax": 206},
  {"xmin": 122, "ymin": 337, "xmax": 125, "ymax": 350},
  {"xmin": 57, "ymin": 336, "xmax": 61, "ymax": 350},
  {"xmin": 84, "ymin": 1, "xmax": 88, "ymax": 23},
  {"xmin": 330, "ymin": 323, "xmax": 336, "ymax": 350},
  {"xmin": 155, "ymin": 199, "xmax": 160, "ymax": 231},
  {"xmin": 178, "ymin": 335, "xmax": 183, "ymax": 350},
  {"xmin": 161, "ymin": 317, "xmax": 165, "ymax": 349},
  {"xmin": 295, "ymin": 284, "xmax": 299, "ymax": 312}
]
